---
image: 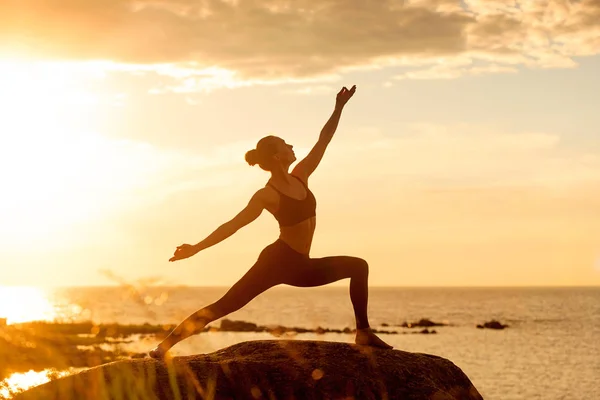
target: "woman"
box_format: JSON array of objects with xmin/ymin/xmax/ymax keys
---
[{"xmin": 149, "ymin": 85, "xmax": 392, "ymax": 359}]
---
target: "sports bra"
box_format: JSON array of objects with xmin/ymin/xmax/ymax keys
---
[{"xmin": 267, "ymin": 175, "xmax": 317, "ymax": 227}]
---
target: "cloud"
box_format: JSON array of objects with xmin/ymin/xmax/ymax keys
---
[
  {"xmin": 323, "ymin": 123, "xmax": 600, "ymax": 189},
  {"xmin": 2, "ymin": 0, "xmax": 598, "ymax": 87},
  {"xmin": 0, "ymin": 0, "xmax": 469, "ymax": 70},
  {"xmin": 393, "ymin": 57, "xmax": 519, "ymax": 80},
  {"xmin": 283, "ymin": 85, "xmax": 336, "ymax": 95}
]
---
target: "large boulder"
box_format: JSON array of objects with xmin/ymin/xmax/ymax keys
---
[{"xmin": 15, "ymin": 340, "xmax": 483, "ymax": 400}]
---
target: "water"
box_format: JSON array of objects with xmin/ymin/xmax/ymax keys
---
[{"xmin": 3, "ymin": 286, "xmax": 600, "ymax": 399}]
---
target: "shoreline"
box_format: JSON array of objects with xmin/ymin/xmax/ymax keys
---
[
  {"xmin": 0, "ymin": 316, "xmax": 510, "ymax": 398},
  {"xmin": 0, "ymin": 317, "xmax": 450, "ymax": 377}
]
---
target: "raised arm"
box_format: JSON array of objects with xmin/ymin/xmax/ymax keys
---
[
  {"xmin": 292, "ymin": 85, "xmax": 356, "ymax": 180},
  {"xmin": 169, "ymin": 190, "xmax": 266, "ymax": 262}
]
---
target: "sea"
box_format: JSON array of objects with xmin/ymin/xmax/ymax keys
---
[{"xmin": 1, "ymin": 286, "xmax": 599, "ymax": 400}]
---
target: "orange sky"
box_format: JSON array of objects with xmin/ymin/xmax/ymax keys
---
[{"xmin": 0, "ymin": 0, "xmax": 599, "ymax": 287}]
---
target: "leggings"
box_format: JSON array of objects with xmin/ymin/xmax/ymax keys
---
[
  {"xmin": 210, "ymin": 239, "xmax": 371, "ymax": 329},
  {"xmin": 163, "ymin": 239, "xmax": 371, "ymax": 349}
]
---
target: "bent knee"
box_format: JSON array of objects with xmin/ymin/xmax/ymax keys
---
[{"xmin": 352, "ymin": 257, "xmax": 369, "ymax": 276}]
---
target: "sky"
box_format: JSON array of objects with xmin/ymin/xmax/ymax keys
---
[{"xmin": 0, "ymin": 0, "xmax": 599, "ymax": 287}]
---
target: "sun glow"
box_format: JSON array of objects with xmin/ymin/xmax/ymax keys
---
[
  {"xmin": 0, "ymin": 61, "xmax": 103, "ymax": 245},
  {"xmin": 0, "ymin": 369, "xmax": 74, "ymax": 398},
  {"xmin": 0, "ymin": 60, "xmax": 153, "ymax": 248},
  {"xmin": 0, "ymin": 286, "xmax": 55, "ymax": 325}
]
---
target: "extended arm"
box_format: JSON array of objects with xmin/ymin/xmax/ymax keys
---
[
  {"xmin": 169, "ymin": 191, "xmax": 266, "ymax": 261},
  {"xmin": 293, "ymin": 85, "xmax": 356, "ymax": 180}
]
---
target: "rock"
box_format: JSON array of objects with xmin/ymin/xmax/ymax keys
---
[
  {"xmin": 415, "ymin": 329, "xmax": 437, "ymax": 334},
  {"xmin": 15, "ymin": 340, "xmax": 483, "ymax": 400},
  {"xmin": 399, "ymin": 319, "xmax": 448, "ymax": 328},
  {"xmin": 219, "ymin": 319, "xmax": 258, "ymax": 332},
  {"xmin": 478, "ymin": 320, "xmax": 508, "ymax": 330},
  {"xmin": 372, "ymin": 329, "xmax": 399, "ymax": 335},
  {"xmin": 411, "ymin": 329, "xmax": 433, "ymax": 335},
  {"xmin": 265, "ymin": 325, "xmax": 288, "ymax": 336},
  {"xmin": 289, "ymin": 326, "xmax": 312, "ymax": 334}
]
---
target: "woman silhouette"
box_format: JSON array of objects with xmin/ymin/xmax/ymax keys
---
[{"xmin": 149, "ymin": 85, "xmax": 392, "ymax": 359}]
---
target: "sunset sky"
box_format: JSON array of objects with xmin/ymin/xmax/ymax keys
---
[{"xmin": 1, "ymin": 0, "xmax": 599, "ymax": 287}]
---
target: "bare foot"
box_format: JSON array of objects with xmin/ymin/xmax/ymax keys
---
[
  {"xmin": 148, "ymin": 346, "xmax": 169, "ymax": 360},
  {"xmin": 355, "ymin": 328, "xmax": 393, "ymax": 349}
]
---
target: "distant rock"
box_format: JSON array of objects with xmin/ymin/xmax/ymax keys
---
[
  {"xmin": 217, "ymin": 319, "xmax": 411, "ymax": 336},
  {"xmin": 15, "ymin": 340, "xmax": 483, "ymax": 400},
  {"xmin": 476, "ymin": 320, "xmax": 509, "ymax": 330},
  {"xmin": 219, "ymin": 319, "xmax": 260, "ymax": 332},
  {"xmin": 398, "ymin": 318, "xmax": 448, "ymax": 328},
  {"xmin": 415, "ymin": 329, "xmax": 437, "ymax": 334}
]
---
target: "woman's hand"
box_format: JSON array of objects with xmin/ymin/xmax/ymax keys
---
[
  {"xmin": 335, "ymin": 85, "xmax": 356, "ymax": 109},
  {"xmin": 169, "ymin": 244, "xmax": 199, "ymax": 262}
]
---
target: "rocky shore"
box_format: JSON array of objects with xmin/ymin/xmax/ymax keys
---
[
  {"xmin": 14, "ymin": 340, "xmax": 483, "ymax": 400},
  {"xmin": 1, "ymin": 316, "xmax": 507, "ymax": 397}
]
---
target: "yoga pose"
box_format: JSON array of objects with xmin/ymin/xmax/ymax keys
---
[{"xmin": 149, "ymin": 85, "xmax": 392, "ymax": 359}]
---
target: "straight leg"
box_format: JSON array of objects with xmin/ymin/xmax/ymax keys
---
[{"xmin": 151, "ymin": 256, "xmax": 279, "ymax": 356}]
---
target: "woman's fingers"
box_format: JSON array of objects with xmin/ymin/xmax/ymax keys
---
[
  {"xmin": 172, "ymin": 248, "xmax": 183, "ymax": 260},
  {"xmin": 170, "ymin": 245, "xmax": 191, "ymax": 261},
  {"xmin": 338, "ymin": 85, "xmax": 355, "ymax": 93}
]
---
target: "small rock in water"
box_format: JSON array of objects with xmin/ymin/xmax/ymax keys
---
[
  {"xmin": 477, "ymin": 320, "xmax": 508, "ymax": 330},
  {"xmin": 266, "ymin": 325, "xmax": 287, "ymax": 336},
  {"xmin": 400, "ymin": 318, "xmax": 448, "ymax": 328},
  {"xmin": 413, "ymin": 329, "xmax": 437, "ymax": 334},
  {"xmin": 219, "ymin": 319, "xmax": 258, "ymax": 332}
]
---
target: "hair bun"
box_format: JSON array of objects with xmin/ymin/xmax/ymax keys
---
[{"xmin": 245, "ymin": 149, "xmax": 259, "ymax": 166}]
